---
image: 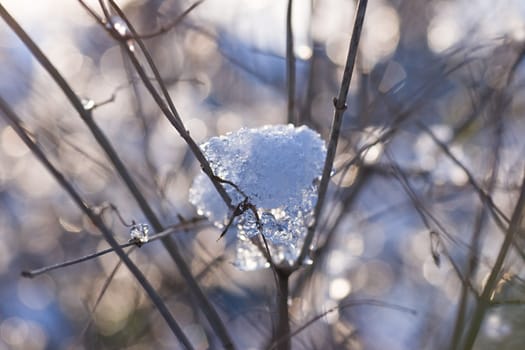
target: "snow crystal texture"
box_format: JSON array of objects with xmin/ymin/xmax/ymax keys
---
[{"xmin": 189, "ymin": 124, "xmax": 326, "ymax": 270}]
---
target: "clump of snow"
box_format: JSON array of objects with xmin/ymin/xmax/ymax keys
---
[{"xmin": 189, "ymin": 124, "xmax": 326, "ymax": 270}]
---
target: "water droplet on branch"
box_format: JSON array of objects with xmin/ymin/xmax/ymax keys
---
[{"xmin": 129, "ymin": 223, "xmax": 150, "ymax": 245}]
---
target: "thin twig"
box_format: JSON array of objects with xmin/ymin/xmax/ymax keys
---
[
  {"xmin": 138, "ymin": 1, "xmax": 205, "ymax": 40},
  {"xmin": 450, "ymin": 111, "xmax": 503, "ymax": 350},
  {"xmin": 104, "ymin": 0, "xmax": 233, "ymax": 208},
  {"xmin": 183, "ymin": 23, "xmax": 283, "ymax": 86},
  {"xmin": 490, "ymin": 299, "xmax": 525, "ymax": 306},
  {"xmin": 6, "ymin": 3, "xmax": 233, "ymax": 347},
  {"xmin": 97, "ymin": 0, "xmax": 111, "ymax": 21},
  {"xmin": 460, "ymin": 169, "xmax": 525, "ymax": 349},
  {"xmin": 387, "ymin": 152, "xmax": 478, "ymax": 293},
  {"xmin": 457, "ymin": 45, "xmax": 525, "ymax": 349},
  {"xmin": 21, "ymin": 219, "xmax": 204, "ymax": 278},
  {"xmin": 267, "ymin": 299, "xmax": 416, "ymax": 350},
  {"xmin": 121, "ymin": 53, "xmax": 173, "ymax": 217},
  {"xmin": 87, "ymin": 1, "xmax": 235, "ymax": 346},
  {"xmin": 286, "ymin": 0, "xmax": 296, "ymax": 125},
  {"xmin": 78, "ymin": 256, "xmax": 125, "ymax": 343},
  {"xmin": 0, "ymin": 0, "xmax": 170, "ymax": 247},
  {"xmin": 296, "ymin": 0, "xmax": 368, "ymax": 267},
  {"xmin": 299, "ymin": 41, "xmax": 321, "ymax": 129},
  {"xmin": 417, "ymin": 123, "xmax": 510, "ymax": 227},
  {"xmin": 419, "ymin": 123, "xmax": 525, "ymax": 262},
  {"xmin": 291, "ymin": 165, "xmax": 370, "ymax": 298},
  {"xmin": 0, "ymin": 94, "xmax": 194, "ymax": 349},
  {"xmin": 99, "ymin": 2, "xmax": 236, "ymax": 345}
]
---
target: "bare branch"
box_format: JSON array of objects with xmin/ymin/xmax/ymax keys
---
[
  {"xmin": 461, "ymin": 169, "xmax": 525, "ymax": 349},
  {"xmin": 286, "ymin": 0, "xmax": 296, "ymax": 125},
  {"xmin": 0, "ymin": 93, "xmax": 194, "ymax": 349},
  {"xmin": 139, "ymin": 1, "xmax": 205, "ymax": 40},
  {"xmin": 268, "ymin": 299, "xmax": 416, "ymax": 350},
  {"xmin": 297, "ymin": 0, "xmax": 368, "ymax": 267}
]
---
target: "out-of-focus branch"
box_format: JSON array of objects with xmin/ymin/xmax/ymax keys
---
[
  {"xmin": 79, "ymin": 1, "xmax": 235, "ymax": 348},
  {"xmin": 450, "ymin": 102, "xmax": 504, "ymax": 350},
  {"xmin": 461, "ymin": 169, "xmax": 525, "ymax": 349},
  {"xmin": 139, "ymin": 1, "xmax": 205, "ymax": 39},
  {"xmin": 268, "ymin": 299, "xmax": 416, "ymax": 350},
  {"xmin": 418, "ymin": 123, "xmax": 510, "ymax": 228},
  {"xmin": 103, "ymin": 0, "xmax": 233, "ymax": 208},
  {"xmin": 0, "ymin": 94, "xmax": 194, "ymax": 349}
]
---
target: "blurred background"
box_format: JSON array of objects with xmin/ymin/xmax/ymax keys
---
[{"xmin": 1, "ymin": 0, "xmax": 525, "ymax": 349}]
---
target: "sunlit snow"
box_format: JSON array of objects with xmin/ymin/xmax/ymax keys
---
[{"xmin": 189, "ymin": 124, "xmax": 326, "ymax": 270}]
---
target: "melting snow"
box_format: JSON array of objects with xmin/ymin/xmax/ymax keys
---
[{"xmin": 189, "ymin": 124, "xmax": 326, "ymax": 270}]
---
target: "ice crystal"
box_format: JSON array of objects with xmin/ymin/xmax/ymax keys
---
[
  {"xmin": 129, "ymin": 223, "xmax": 150, "ymax": 245},
  {"xmin": 189, "ymin": 124, "xmax": 326, "ymax": 270}
]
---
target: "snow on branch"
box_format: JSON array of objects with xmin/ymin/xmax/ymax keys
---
[{"xmin": 190, "ymin": 124, "xmax": 327, "ymax": 270}]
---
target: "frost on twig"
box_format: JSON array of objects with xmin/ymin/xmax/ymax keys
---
[{"xmin": 189, "ymin": 124, "xmax": 326, "ymax": 270}]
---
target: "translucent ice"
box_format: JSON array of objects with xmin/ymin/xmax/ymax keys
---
[
  {"xmin": 189, "ymin": 124, "xmax": 327, "ymax": 270},
  {"xmin": 129, "ymin": 223, "xmax": 150, "ymax": 245}
]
